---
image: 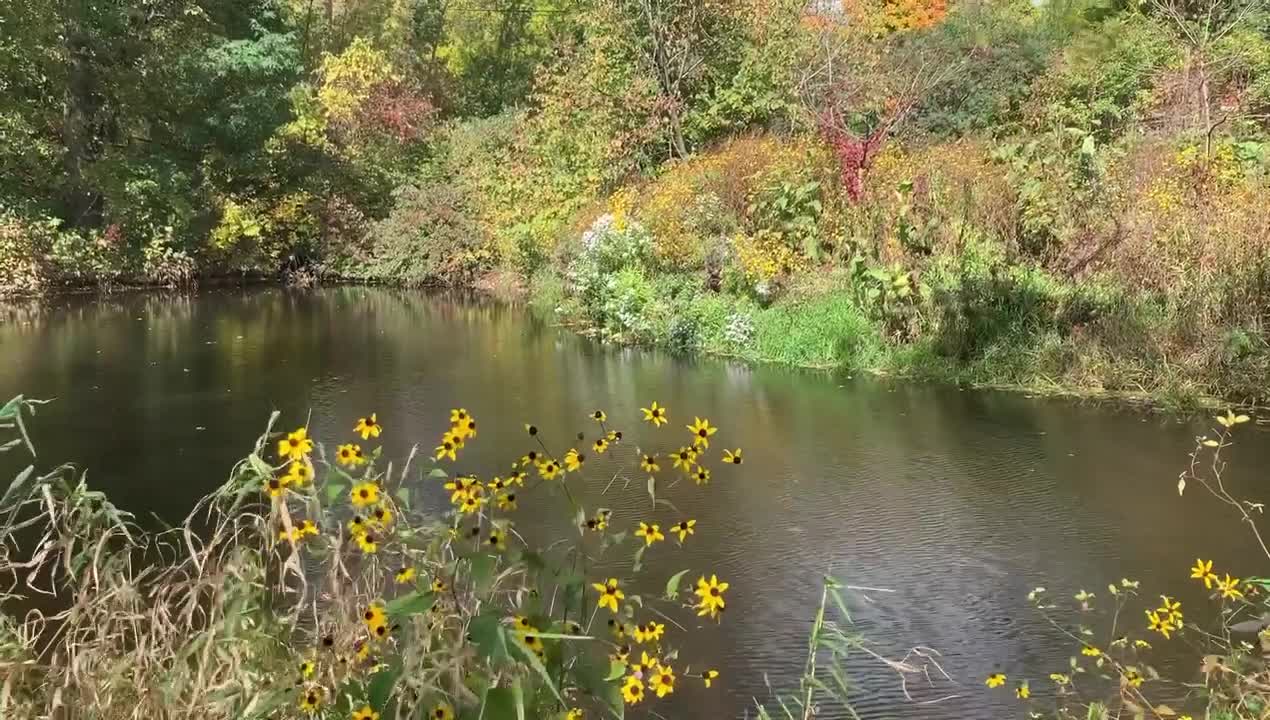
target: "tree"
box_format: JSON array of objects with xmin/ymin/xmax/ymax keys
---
[{"xmin": 1150, "ymin": 0, "xmax": 1268, "ymax": 157}]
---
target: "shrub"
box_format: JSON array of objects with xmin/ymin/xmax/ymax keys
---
[
  {"xmin": 0, "ymin": 211, "xmax": 58, "ymax": 297},
  {"xmin": 355, "ymin": 182, "xmax": 493, "ymax": 286}
]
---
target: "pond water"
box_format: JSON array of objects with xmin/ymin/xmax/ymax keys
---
[{"xmin": 1, "ymin": 286, "xmax": 1267, "ymax": 719}]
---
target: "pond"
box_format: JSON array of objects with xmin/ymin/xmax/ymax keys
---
[{"xmin": 1, "ymin": 286, "xmax": 1266, "ymax": 719}]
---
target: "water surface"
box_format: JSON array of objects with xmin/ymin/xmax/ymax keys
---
[{"xmin": 2, "ymin": 287, "xmax": 1265, "ymax": 718}]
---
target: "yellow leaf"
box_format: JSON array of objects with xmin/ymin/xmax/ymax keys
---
[
  {"xmin": 1234, "ymin": 414, "xmax": 1251, "ymax": 424},
  {"xmin": 1154, "ymin": 704, "xmax": 1177, "ymax": 716}
]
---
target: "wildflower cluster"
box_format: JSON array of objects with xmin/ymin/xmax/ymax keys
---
[{"xmin": 247, "ymin": 399, "xmax": 746, "ymax": 717}]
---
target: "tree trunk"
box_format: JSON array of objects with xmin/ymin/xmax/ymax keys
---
[{"xmin": 61, "ymin": 28, "xmax": 102, "ymax": 229}]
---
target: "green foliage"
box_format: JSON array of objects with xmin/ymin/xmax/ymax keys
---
[{"xmin": 351, "ymin": 182, "xmax": 493, "ymax": 286}]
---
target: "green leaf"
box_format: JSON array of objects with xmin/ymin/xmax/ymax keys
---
[
  {"xmin": 367, "ymin": 661, "xmax": 402, "ymax": 709},
  {"xmin": 645, "ymin": 475, "xmax": 655, "ymax": 506},
  {"xmin": 605, "ymin": 658, "xmax": 626, "ymax": 681},
  {"xmin": 385, "ymin": 591, "xmax": 435, "ymax": 618},
  {"xmin": 469, "ymin": 553, "xmax": 496, "ymax": 595},
  {"xmin": 632, "ymin": 545, "xmax": 646, "ymax": 573},
  {"xmin": 325, "ymin": 480, "xmax": 347, "ymax": 504},
  {"xmin": 663, "ymin": 569, "xmax": 690, "ymax": 600},
  {"xmin": 470, "ymin": 614, "xmax": 510, "ymax": 662},
  {"xmin": 510, "ymin": 633, "xmax": 566, "ymax": 706},
  {"xmin": 429, "ymin": 467, "xmax": 448, "ymax": 479},
  {"xmin": 482, "ymin": 686, "xmax": 518, "ymax": 720}
]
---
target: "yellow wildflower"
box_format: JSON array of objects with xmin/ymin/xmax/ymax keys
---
[
  {"xmin": 694, "ymin": 574, "xmax": 727, "ymax": 618},
  {"xmin": 671, "ymin": 519, "xmax": 696, "ymax": 543},
  {"xmin": 564, "ymin": 448, "xmax": 585, "ymax": 472},
  {"xmin": 621, "ymin": 674, "xmax": 645, "ymax": 704},
  {"xmin": 352, "ymin": 706, "xmax": 380, "ymax": 720},
  {"xmin": 395, "ymin": 567, "xmax": 416, "ymax": 584},
  {"xmin": 593, "ymin": 437, "xmax": 609, "ymax": 454},
  {"xmin": 671, "ymin": 446, "xmax": 698, "ymax": 470},
  {"xmin": 430, "ymin": 702, "xmax": 454, "ymax": 720},
  {"xmin": 336, "ymin": 443, "xmax": 365, "ymax": 467},
  {"xmin": 650, "ymin": 665, "xmax": 676, "ymax": 698},
  {"xmin": 635, "ymin": 522, "xmax": 665, "ymax": 546},
  {"xmin": 693, "ymin": 466, "xmax": 711, "ymax": 485},
  {"xmin": 722, "ymin": 448, "xmax": 743, "ymax": 465},
  {"xmin": 298, "ymin": 685, "xmax": 325, "ymax": 713},
  {"xmin": 350, "ymin": 482, "xmax": 380, "ymax": 507},
  {"xmin": 538, "ymin": 460, "xmax": 561, "ymax": 480},
  {"xmin": 278, "ymin": 427, "xmax": 313, "ymax": 461},
  {"xmin": 1190, "ymin": 558, "xmax": 1217, "ymax": 589},
  {"xmin": 1015, "ymin": 680, "xmax": 1030, "ymax": 699},
  {"xmin": 592, "ymin": 410, "xmax": 607, "ymax": 423},
  {"xmin": 641, "ymin": 401, "xmax": 668, "ymax": 427},
  {"xmin": 702, "ymin": 669, "xmax": 719, "ymax": 687},
  {"xmin": 639, "ymin": 454, "xmax": 660, "ymax": 473},
  {"xmin": 686, "ymin": 417, "xmax": 717, "ymax": 448},
  {"xmin": 354, "ymin": 414, "xmax": 382, "ymax": 440},
  {"xmin": 496, "ymin": 491, "xmax": 518, "ymax": 511},
  {"xmin": 592, "ymin": 578, "xmax": 624, "ymax": 613},
  {"xmin": 985, "ymin": 673, "xmax": 1006, "ymax": 688},
  {"xmin": 1218, "ymin": 573, "xmax": 1245, "ymax": 599}
]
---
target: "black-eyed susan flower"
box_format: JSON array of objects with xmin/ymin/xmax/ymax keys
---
[
  {"xmin": 1218, "ymin": 573, "xmax": 1244, "ymax": 599},
  {"xmin": 564, "ymin": 448, "xmax": 585, "ymax": 472},
  {"xmin": 633, "ymin": 650, "xmax": 659, "ymax": 677},
  {"xmin": 650, "ymin": 665, "xmax": 676, "ymax": 698},
  {"xmin": 354, "ymin": 414, "xmax": 382, "ymax": 440},
  {"xmin": 435, "ymin": 433, "xmax": 459, "ymax": 462},
  {"xmin": 395, "ymin": 567, "xmax": 416, "ymax": 584},
  {"xmin": 611, "ymin": 642, "xmax": 631, "ymax": 664},
  {"xmin": 298, "ymin": 684, "xmax": 325, "ymax": 713},
  {"xmin": 371, "ymin": 506, "xmax": 393, "ymax": 527},
  {"xmin": 694, "ymin": 574, "xmax": 727, "ymax": 618},
  {"xmin": 278, "ymin": 427, "xmax": 314, "ymax": 461},
  {"xmin": 606, "ymin": 429, "xmax": 622, "ymax": 443},
  {"xmin": 264, "ymin": 476, "xmax": 286, "ymax": 498},
  {"xmin": 508, "ymin": 470, "xmax": 527, "ymax": 485},
  {"xmin": 349, "ymin": 515, "xmax": 368, "ymax": 536},
  {"xmin": 592, "ymin": 410, "xmax": 607, "ymax": 423},
  {"xmin": 1123, "ymin": 668, "xmax": 1143, "ymax": 687},
  {"xmin": 350, "ymin": 482, "xmax": 380, "ymax": 508},
  {"xmin": 356, "ymin": 532, "xmax": 379, "ymax": 554},
  {"xmin": 641, "ymin": 401, "xmax": 668, "ymax": 427},
  {"xmin": 1147, "ymin": 613, "xmax": 1174, "ymax": 638},
  {"xmin": 686, "ymin": 417, "xmax": 717, "ymax": 448},
  {"xmin": 565, "ymin": 708, "xmax": 583, "ymax": 720},
  {"xmin": 300, "ymin": 519, "xmax": 318, "ymax": 536},
  {"xmin": 431, "ymin": 577, "xmax": 448, "ymax": 593},
  {"xmin": 336, "ymin": 443, "xmax": 366, "ymax": 467},
  {"xmin": 693, "ymin": 467, "xmax": 710, "ymax": 485},
  {"xmin": 538, "ymin": 460, "xmax": 561, "ymax": 481},
  {"xmin": 352, "ymin": 705, "xmax": 380, "ymax": 720},
  {"xmin": 453, "ymin": 417, "xmax": 478, "ymax": 439},
  {"xmin": 592, "ymin": 578, "xmax": 624, "ymax": 613},
  {"xmin": 609, "ymin": 619, "xmax": 627, "ymax": 639},
  {"xmin": 488, "ymin": 476, "xmax": 507, "ymax": 492},
  {"xmin": 444, "ymin": 475, "xmax": 481, "ymax": 504},
  {"xmin": 621, "ymin": 675, "xmax": 645, "ymax": 704},
  {"xmin": 524, "ymin": 423, "xmax": 538, "ymax": 436},
  {"xmin": 1081, "ymin": 646, "xmax": 1101, "ymax": 657},
  {"xmin": 430, "ymin": 701, "xmax": 455, "ymax": 720},
  {"xmin": 299, "ymin": 659, "xmax": 315, "ymax": 678},
  {"xmin": 369, "ymin": 620, "xmax": 389, "ymax": 641},
  {"xmin": 486, "ymin": 528, "xmax": 507, "ymax": 552},
  {"xmin": 458, "ymin": 494, "xmax": 486, "ymax": 514},
  {"xmin": 354, "ymin": 639, "xmax": 371, "ymax": 662},
  {"xmin": 279, "ymin": 527, "xmax": 304, "ymax": 543},
  {"xmin": 985, "ymin": 673, "xmax": 1006, "ymax": 688},
  {"xmin": 635, "ymin": 522, "xmax": 664, "ymax": 546},
  {"xmin": 1049, "ymin": 672, "xmax": 1070, "ymax": 686},
  {"xmin": 450, "ymin": 408, "xmax": 469, "ymax": 425},
  {"xmin": 722, "ymin": 448, "xmax": 743, "ymax": 465},
  {"xmin": 521, "ymin": 632, "xmax": 545, "ymax": 658},
  {"xmin": 593, "ymin": 437, "xmax": 609, "ymax": 454},
  {"xmin": 496, "ymin": 491, "xmax": 518, "ymax": 511},
  {"xmin": 632, "ymin": 621, "xmax": 665, "ymax": 644},
  {"xmin": 671, "ymin": 446, "xmax": 697, "ymax": 471},
  {"xmin": 702, "ymin": 669, "xmax": 719, "ymax": 687},
  {"xmin": 1190, "ymin": 558, "xmax": 1217, "ymax": 588},
  {"xmin": 1015, "ymin": 680, "xmax": 1030, "ymax": 699},
  {"xmin": 639, "ymin": 454, "xmax": 659, "ymax": 473},
  {"xmin": 1158, "ymin": 595, "xmax": 1183, "ymax": 624},
  {"xmin": 513, "ymin": 615, "xmax": 536, "ymax": 632},
  {"xmin": 671, "ymin": 519, "xmax": 696, "ymax": 543},
  {"xmin": 287, "ymin": 460, "xmax": 313, "ymax": 486}
]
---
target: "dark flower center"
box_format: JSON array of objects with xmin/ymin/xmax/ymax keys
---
[
  {"xmin": 359, "ymin": 489, "xmax": 369, "ymax": 498},
  {"xmin": 710, "ymin": 587, "xmax": 720, "ymax": 597}
]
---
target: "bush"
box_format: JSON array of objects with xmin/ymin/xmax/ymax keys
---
[
  {"xmin": 0, "ymin": 211, "xmax": 57, "ymax": 297},
  {"xmin": 353, "ymin": 182, "xmax": 493, "ymax": 286}
]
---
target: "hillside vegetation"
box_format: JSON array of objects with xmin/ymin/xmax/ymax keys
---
[{"xmin": 3, "ymin": 0, "xmax": 1270, "ymax": 403}]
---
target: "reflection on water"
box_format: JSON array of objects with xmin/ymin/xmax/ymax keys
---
[{"xmin": 2, "ymin": 287, "xmax": 1267, "ymax": 718}]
